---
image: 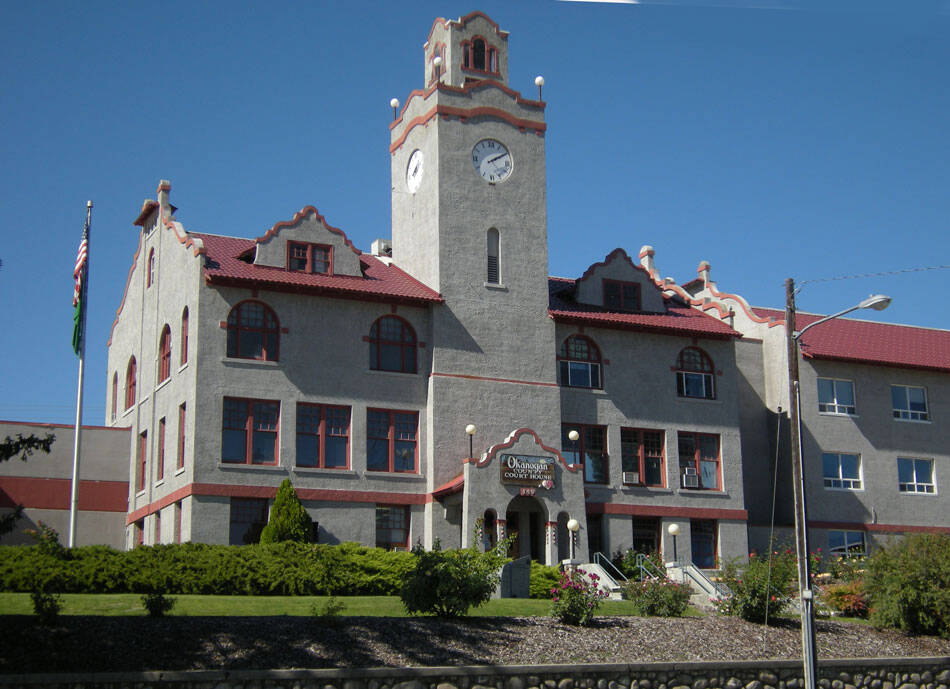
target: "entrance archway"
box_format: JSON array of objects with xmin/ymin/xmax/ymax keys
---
[{"xmin": 505, "ymin": 495, "xmax": 546, "ymax": 563}]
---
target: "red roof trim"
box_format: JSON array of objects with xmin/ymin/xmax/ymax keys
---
[
  {"xmin": 473, "ymin": 427, "xmax": 579, "ymax": 473},
  {"xmin": 0, "ymin": 420, "xmax": 130, "ymax": 432},
  {"xmin": 587, "ymin": 502, "xmax": 748, "ymax": 521},
  {"xmin": 391, "ymin": 102, "xmax": 545, "ymax": 154},
  {"xmin": 548, "ymin": 310, "xmax": 739, "ymax": 340},
  {"xmin": 391, "ymin": 81, "xmax": 543, "ymax": 128},
  {"xmin": 107, "ymin": 231, "xmax": 143, "ymax": 347},
  {"xmin": 809, "ymin": 520, "xmax": 950, "ymax": 535},
  {"xmin": 425, "ymin": 11, "xmax": 508, "ymax": 47},
  {"xmin": 432, "ymin": 473, "xmax": 465, "ymax": 500},
  {"xmin": 254, "ymin": 206, "xmax": 362, "ymax": 258},
  {"xmin": 133, "ymin": 200, "xmax": 159, "ymax": 227},
  {"xmin": 203, "ymin": 272, "xmax": 442, "ymax": 306},
  {"xmin": 576, "ymin": 247, "xmax": 654, "ymax": 286}
]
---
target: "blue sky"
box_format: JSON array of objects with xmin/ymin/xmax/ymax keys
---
[{"xmin": 1, "ymin": 0, "xmax": 948, "ymax": 425}]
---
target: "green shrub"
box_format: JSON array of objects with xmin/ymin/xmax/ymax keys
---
[
  {"xmin": 715, "ymin": 547, "xmax": 797, "ymax": 624},
  {"xmin": 821, "ymin": 580, "xmax": 868, "ymax": 618},
  {"xmin": 864, "ymin": 533, "xmax": 950, "ymax": 638},
  {"xmin": 259, "ymin": 479, "xmax": 313, "ymax": 544},
  {"xmin": 529, "ymin": 561, "xmax": 560, "ymax": 599},
  {"xmin": 612, "ymin": 549, "xmax": 664, "ymax": 579},
  {"xmin": 141, "ymin": 591, "xmax": 176, "ymax": 617},
  {"xmin": 622, "ymin": 577, "xmax": 691, "ymax": 616},
  {"xmin": 550, "ymin": 567, "xmax": 607, "ymax": 626},
  {"xmin": 30, "ymin": 589, "xmax": 62, "ymax": 625},
  {"xmin": 400, "ymin": 541, "xmax": 507, "ymax": 617}
]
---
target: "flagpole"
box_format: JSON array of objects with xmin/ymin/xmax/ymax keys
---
[{"xmin": 69, "ymin": 200, "xmax": 93, "ymax": 548}]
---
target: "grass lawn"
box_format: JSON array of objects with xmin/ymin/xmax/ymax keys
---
[{"xmin": 0, "ymin": 593, "xmax": 699, "ymax": 617}]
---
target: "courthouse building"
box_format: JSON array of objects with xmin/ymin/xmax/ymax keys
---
[{"xmin": 101, "ymin": 11, "xmax": 949, "ymax": 564}]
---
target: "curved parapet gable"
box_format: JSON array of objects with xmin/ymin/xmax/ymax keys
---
[
  {"xmin": 253, "ymin": 206, "xmax": 363, "ymax": 277},
  {"xmin": 472, "ymin": 427, "xmax": 579, "ymax": 473}
]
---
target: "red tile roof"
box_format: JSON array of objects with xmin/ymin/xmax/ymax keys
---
[
  {"xmin": 550, "ymin": 278, "xmax": 740, "ymax": 339},
  {"xmin": 194, "ymin": 233, "xmax": 442, "ymax": 305},
  {"xmin": 753, "ymin": 307, "xmax": 950, "ymax": 373}
]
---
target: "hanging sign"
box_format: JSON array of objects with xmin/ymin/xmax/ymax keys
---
[{"xmin": 500, "ymin": 454, "xmax": 555, "ymax": 488}]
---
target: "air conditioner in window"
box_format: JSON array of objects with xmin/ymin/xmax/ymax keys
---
[
  {"xmin": 682, "ymin": 473, "xmax": 700, "ymax": 488},
  {"xmin": 622, "ymin": 471, "xmax": 640, "ymax": 485}
]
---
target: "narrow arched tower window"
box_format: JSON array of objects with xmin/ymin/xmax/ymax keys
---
[
  {"xmin": 486, "ymin": 228, "xmax": 500, "ymax": 284},
  {"xmin": 473, "ymin": 38, "xmax": 486, "ymax": 70}
]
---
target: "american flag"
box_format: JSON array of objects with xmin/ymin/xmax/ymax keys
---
[{"xmin": 72, "ymin": 228, "xmax": 88, "ymax": 307}]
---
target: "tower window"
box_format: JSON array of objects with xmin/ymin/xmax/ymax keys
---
[
  {"xmin": 487, "ymin": 228, "xmax": 500, "ymax": 284},
  {"xmin": 461, "ymin": 37, "xmax": 498, "ymax": 75}
]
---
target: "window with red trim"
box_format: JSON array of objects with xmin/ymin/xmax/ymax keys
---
[
  {"xmin": 296, "ymin": 403, "xmax": 350, "ymax": 469},
  {"xmin": 690, "ymin": 519, "xmax": 718, "ymax": 568},
  {"xmin": 603, "ymin": 279, "xmax": 641, "ymax": 312},
  {"xmin": 111, "ymin": 372, "xmax": 117, "ymax": 422},
  {"xmin": 621, "ymin": 428, "xmax": 664, "ymax": 486},
  {"xmin": 222, "ymin": 397, "xmax": 280, "ymax": 465},
  {"xmin": 369, "ymin": 316, "xmax": 417, "ymax": 373},
  {"xmin": 677, "ymin": 432, "xmax": 720, "ymax": 490},
  {"xmin": 125, "ymin": 357, "xmax": 137, "ymax": 409},
  {"xmin": 675, "ymin": 347, "xmax": 715, "ymax": 400},
  {"xmin": 180, "ymin": 307, "xmax": 189, "ymax": 365},
  {"xmin": 174, "ymin": 501, "xmax": 182, "ymax": 544},
  {"xmin": 367, "ymin": 409, "xmax": 417, "ymax": 473},
  {"xmin": 428, "ymin": 43, "xmax": 445, "ymax": 85},
  {"xmin": 461, "ymin": 37, "xmax": 498, "ymax": 74},
  {"xmin": 226, "ymin": 301, "xmax": 279, "ymax": 361},
  {"xmin": 632, "ymin": 517, "xmax": 660, "ymax": 555},
  {"xmin": 375, "ymin": 505, "xmax": 410, "ymax": 550},
  {"xmin": 154, "ymin": 510, "xmax": 161, "ymax": 544},
  {"xmin": 558, "ymin": 335, "xmax": 602, "ymax": 389},
  {"xmin": 158, "ymin": 325, "xmax": 171, "ymax": 382},
  {"xmin": 157, "ymin": 417, "xmax": 165, "ymax": 481},
  {"xmin": 562, "ymin": 424, "xmax": 608, "ymax": 484},
  {"xmin": 288, "ymin": 241, "xmax": 332, "ymax": 274},
  {"xmin": 177, "ymin": 403, "xmax": 186, "ymax": 470},
  {"xmin": 136, "ymin": 430, "xmax": 147, "ymax": 492},
  {"xmin": 134, "ymin": 520, "xmax": 144, "ymax": 547},
  {"xmin": 147, "ymin": 249, "xmax": 155, "ymax": 287}
]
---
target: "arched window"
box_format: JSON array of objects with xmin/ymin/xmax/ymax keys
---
[
  {"xmin": 558, "ymin": 335, "xmax": 602, "ymax": 388},
  {"xmin": 158, "ymin": 325, "xmax": 171, "ymax": 382},
  {"xmin": 462, "ymin": 37, "xmax": 498, "ymax": 74},
  {"xmin": 147, "ymin": 249, "xmax": 155, "ymax": 288},
  {"xmin": 226, "ymin": 301, "xmax": 279, "ymax": 361},
  {"xmin": 486, "ymin": 228, "xmax": 500, "ymax": 284},
  {"xmin": 676, "ymin": 347, "xmax": 715, "ymax": 400},
  {"xmin": 180, "ymin": 307, "xmax": 189, "ymax": 365},
  {"xmin": 483, "ymin": 509, "xmax": 497, "ymax": 551},
  {"xmin": 368, "ymin": 316, "xmax": 417, "ymax": 373},
  {"xmin": 473, "ymin": 38, "xmax": 487, "ymax": 70},
  {"xmin": 125, "ymin": 356, "xmax": 137, "ymax": 410},
  {"xmin": 111, "ymin": 372, "xmax": 118, "ymax": 422}
]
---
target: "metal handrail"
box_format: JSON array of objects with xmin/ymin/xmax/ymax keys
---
[
  {"xmin": 592, "ymin": 552, "xmax": 628, "ymax": 583},
  {"xmin": 679, "ymin": 563, "xmax": 730, "ymax": 598},
  {"xmin": 635, "ymin": 553, "xmax": 666, "ymax": 581}
]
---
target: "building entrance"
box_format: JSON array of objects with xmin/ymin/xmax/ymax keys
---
[{"xmin": 505, "ymin": 496, "xmax": 546, "ymax": 562}]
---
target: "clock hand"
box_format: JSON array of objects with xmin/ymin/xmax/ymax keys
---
[{"xmin": 487, "ymin": 153, "xmax": 508, "ymax": 164}]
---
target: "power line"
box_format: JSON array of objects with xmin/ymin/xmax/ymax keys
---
[{"xmin": 795, "ymin": 264, "xmax": 950, "ymax": 292}]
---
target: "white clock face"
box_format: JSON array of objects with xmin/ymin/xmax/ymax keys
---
[
  {"xmin": 471, "ymin": 139, "xmax": 512, "ymax": 183},
  {"xmin": 406, "ymin": 149, "xmax": 424, "ymax": 193}
]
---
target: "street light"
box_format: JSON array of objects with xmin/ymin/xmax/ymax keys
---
[
  {"xmin": 566, "ymin": 518, "xmax": 580, "ymax": 564},
  {"xmin": 465, "ymin": 424, "xmax": 477, "ymax": 459},
  {"xmin": 785, "ymin": 280, "xmax": 891, "ymax": 689},
  {"xmin": 667, "ymin": 523, "xmax": 680, "ymax": 564}
]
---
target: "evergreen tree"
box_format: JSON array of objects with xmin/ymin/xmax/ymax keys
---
[{"xmin": 259, "ymin": 479, "xmax": 313, "ymax": 543}]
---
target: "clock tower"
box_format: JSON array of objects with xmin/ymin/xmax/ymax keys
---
[{"xmin": 391, "ymin": 12, "xmax": 577, "ymax": 555}]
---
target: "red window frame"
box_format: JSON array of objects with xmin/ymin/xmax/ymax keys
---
[
  {"xmin": 428, "ymin": 42, "xmax": 446, "ymax": 85},
  {"xmin": 154, "ymin": 510, "xmax": 161, "ymax": 544},
  {"xmin": 366, "ymin": 409, "xmax": 418, "ymax": 473},
  {"xmin": 174, "ymin": 501, "xmax": 182, "ymax": 544},
  {"xmin": 677, "ymin": 431, "xmax": 721, "ymax": 490},
  {"xmin": 461, "ymin": 36, "xmax": 499, "ymax": 75},
  {"xmin": 295, "ymin": 402, "xmax": 351, "ymax": 469},
  {"xmin": 226, "ymin": 300, "xmax": 280, "ymax": 361},
  {"xmin": 287, "ymin": 241, "xmax": 332, "ymax": 275},
  {"xmin": 157, "ymin": 417, "xmax": 165, "ymax": 481},
  {"xmin": 137, "ymin": 430, "xmax": 147, "ymax": 492},
  {"xmin": 221, "ymin": 397, "xmax": 280, "ymax": 465},
  {"xmin": 111, "ymin": 372, "xmax": 117, "ymax": 422},
  {"xmin": 177, "ymin": 403, "xmax": 186, "ymax": 470},
  {"xmin": 181, "ymin": 307, "xmax": 189, "ymax": 365},
  {"xmin": 158, "ymin": 325, "xmax": 171, "ymax": 382},
  {"xmin": 557, "ymin": 335, "xmax": 602, "ymax": 389},
  {"xmin": 368, "ymin": 315, "xmax": 417, "ymax": 373},
  {"xmin": 134, "ymin": 520, "xmax": 144, "ymax": 547},
  {"xmin": 375, "ymin": 505, "xmax": 410, "ymax": 550},
  {"xmin": 620, "ymin": 428, "xmax": 665, "ymax": 487},
  {"xmin": 147, "ymin": 249, "xmax": 155, "ymax": 287},
  {"xmin": 603, "ymin": 279, "xmax": 642, "ymax": 312},
  {"xmin": 125, "ymin": 357, "xmax": 137, "ymax": 410},
  {"xmin": 561, "ymin": 423, "xmax": 608, "ymax": 484},
  {"xmin": 675, "ymin": 347, "xmax": 716, "ymax": 400}
]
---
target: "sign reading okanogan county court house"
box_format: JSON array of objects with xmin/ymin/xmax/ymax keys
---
[{"xmin": 500, "ymin": 454, "xmax": 555, "ymax": 487}]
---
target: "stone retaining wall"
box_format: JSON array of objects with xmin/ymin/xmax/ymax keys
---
[{"xmin": 2, "ymin": 657, "xmax": 948, "ymax": 689}]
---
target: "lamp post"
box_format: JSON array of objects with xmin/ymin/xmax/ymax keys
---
[
  {"xmin": 465, "ymin": 424, "xmax": 477, "ymax": 459},
  {"xmin": 567, "ymin": 518, "xmax": 580, "ymax": 565},
  {"xmin": 667, "ymin": 523, "xmax": 680, "ymax": 564},
  {"xmin": 785, "ymin": 279, "xmax": 890, "ymax": 689}
]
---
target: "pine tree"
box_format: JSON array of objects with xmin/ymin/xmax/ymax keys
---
[{"xmin": 258, "ymin": 479, "xmax": 313, "ymax": 543}]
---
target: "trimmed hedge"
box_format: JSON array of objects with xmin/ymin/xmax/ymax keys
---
[{"xmin": 0, "ymin": 542, "xmax": 414, "ymax": 596}]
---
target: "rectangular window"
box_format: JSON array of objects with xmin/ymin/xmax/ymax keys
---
[
  {"xmin": 177, "ymin": 403, "xmax": 186, "ymax": 470},
  {"xmin": 898, "ymin": 457, "xmax": 935, "ymax": 494},
  {"xmin": 818, "ymin": 378, "xmax": 856, "ymax": 415},
  {"xmin": 136, "ymin": 431, "xmax": 147, "ymax": 492},
  {"xmin": 677, "ymin": 432, "xmax": 721, "ymax": 490},
  {"xmin": 157, "ymin": 417, "xmax": 165, "ymax": 481},
  {"xmin": 174, "ymin": 501, "xmax": 182, "ymax": 544},
  {"xmin": 229, "ymin": 497, "xmax": 269, "ymax": 545},
  {"xmin": 561, "ymin": 424, "xmax": 608, "ymax": 484},
  {"xmin": 620, "ymin": 428, "xmax": 664, "ymax": 486},
  {"xmin": 288, "ymin": 241, "xmax": 332, "ymax": 274},
  {"xmin": 222, "ymin": 398, "xmax": 280, "ymax": 465},
  {"xmin": 690, "ymin": 519, "xmax": 718, "ymax": 569},
  {"xmin": 154, "ymin": 510, "xmax": 161, "ymax": 544},
  {"xmin": 631, "ymin": 517, "xmax": 660, "ymax": 555},
  {"xmin": 822, "ymin": 452, "xmax": 862, "ymax": 490},
  {"xmin": 603, "ymin": 279, "xmax": 641, "ymax": 311},
  {"xmin": 375, "ymin": 505, "xmax": 410, "ymax": 550},
  {"xmin": 891, "ymin": 385, "xmax": 929, "ymax": 421},
  {"xmin": 296, "ymin": 403, "xmax": 350, "ymax": 469},
  {"xmin": 134, "ymin": 520, "xmax": 144, "ymax": 547},
  {"xmin": 828, "ymin": 530, "xmax": 866, "ymax": 557},
  {"xmin": 367, "ymin": 409, "xmax": 418, "ymax": 473}
]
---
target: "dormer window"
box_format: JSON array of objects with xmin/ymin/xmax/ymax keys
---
[
  {"xmin": 603, "ymin": 280, "xmax": 641, "ymax": 312},
  {"xmin": 461, "ymin": 37, "xmax": 498, "ymax": 74},
  {"xmin": 288, "ymin": 242, "xmax": 331, "ymax": 275}
]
